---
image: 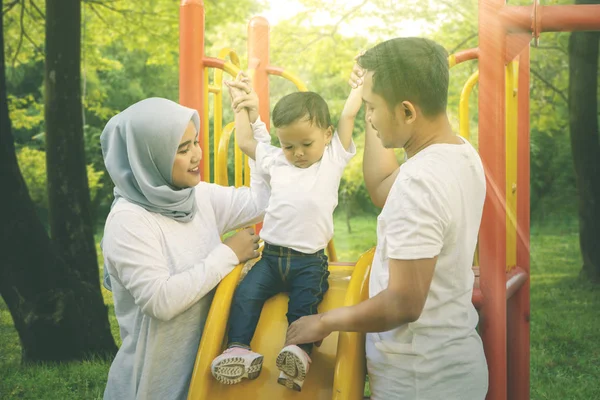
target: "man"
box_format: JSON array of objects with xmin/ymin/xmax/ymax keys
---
[{"xmin": 286, "ymin": 37, "xmax": 489, "ymax": 399}]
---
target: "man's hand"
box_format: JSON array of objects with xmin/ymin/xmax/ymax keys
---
[
  {"xmin": 341, "ymin": 57, "xmax": 367, "ymax": 120},
  {"xmin": 286, "ymin": 314, "xmax": 331, "ymax": 347}
]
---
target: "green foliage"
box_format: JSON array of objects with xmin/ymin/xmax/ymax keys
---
[
  {"xmin": 7, "ymin": 94, "xmax": 43, "ymax": 131},
  {"xmin": 4, "ymin": 0, "xmax": 264, "ymax": 224},
  {"xmin": 3, "ymin": 0, "xmax": 589, "ymax": 228},
  {"xmin": 16, "ymin": 147, "xmax": 104, "ymax": 221}
]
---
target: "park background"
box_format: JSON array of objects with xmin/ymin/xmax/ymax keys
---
[{"xmin": 1, "ymin": 0, "xmax": 599, "ymax": 398}]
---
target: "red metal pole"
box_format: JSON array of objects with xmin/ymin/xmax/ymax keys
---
[
  {"xmin": 247, "ymin": 16, "xmax": 270, "ymax": 234},
  {"xmin": 501, "ymin": 4, "xmax": 600, "ymax": 34},
  {"xmin": 453, "ymin": 47, "xmax": 480, "ymax": 65},
  {"xmin": 478, "ymin": 1, "xmax": 508, "ymax": 399},
  {"xmin": 248, "ymin": 16, "xmax": 270, "ymax": 131},
  {"xmin": 539, "ymin": 5, "xmax": 600, "ymax": 32},
  {"xmin": 179, "ymin": 0, "xmax": 205, "ymax": 179},
  {"xmin": 508, "ymin": 45, "xmax": 531, "ymax": 400}
]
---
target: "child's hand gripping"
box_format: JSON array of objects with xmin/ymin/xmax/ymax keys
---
[
  {"xmin": 341, "ymin": 53, "xmax": 366, "ymax": 120},
  {"xmin": 337, "ymin": 53, "xmax": 367, "ymax": 150},
  {"xmin": 225, "ymin": 71, "xmax": 260, "ymax": 123}
]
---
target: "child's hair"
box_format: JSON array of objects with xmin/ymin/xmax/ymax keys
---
[
  {"xmin": 357, "ymin": 37, "xmax": 449, "ymax": 117},
  {"xmin": 272, "ymin": 92, "xmax": 332, "ymax": 130}
]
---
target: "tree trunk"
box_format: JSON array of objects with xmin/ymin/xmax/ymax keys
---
[
  {"xmin": 0, "ymin": 0, "xmax": 117, "ymax": 362},
  {"xmin": 568, "ymin": 8, "xmax": 600, "ymax": 283},
  {"xmin": 45, "ymin": 0, "xmax": 99, "ymax": 285}
]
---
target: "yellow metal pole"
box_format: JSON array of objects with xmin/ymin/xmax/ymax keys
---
[
  {"xmin": 215, "ymin": 122, "xmax": 236, "ymax": 186},
  {"xmin": 279, "ymin": 70, "xmax": 309, "ymax": 91},
  {"xmin": 202, "ymin": 67, "xmax": 210, "ymax": 182},
  {"xmin": 505, "ymin": 61, "xmax": 519, "ymax": 272},
  {"xmin": 459, "ymin": 70, "xmax": 480, "ymax": 142},
  {"xmin": 214, "ymin": 49, "xmax": 241, "ymax": 182},
  {"xmin": 457, "ymin": 69, "xmax": 481, "ymax": 266}
]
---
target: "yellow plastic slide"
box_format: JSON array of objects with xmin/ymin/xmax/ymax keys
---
[{"xmin": 187, "ymin": 248, "xmax": 375, "ymax": 400}]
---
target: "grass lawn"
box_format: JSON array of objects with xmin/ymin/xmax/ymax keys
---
[{"xmin": 1, "ymin": 215, "xmax": 599, "ymax": 399}]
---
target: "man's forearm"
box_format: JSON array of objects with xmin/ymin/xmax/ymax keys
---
[
  {"xmin": 320, "ymin": 288, "xmax": 417, "ymax": 334},
  {"xmin": 363, "ymin": 123, "xmax": 399, "ymax": 207}
]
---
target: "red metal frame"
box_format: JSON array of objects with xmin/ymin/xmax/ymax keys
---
[
  {"xmin": 179, "ymin": 0, "xmax": 205, "ymax": 179},
  {"xmin": 248, "ymin": 17, "xmax": 271, "ymax": 131},
  {"xmin": 478, "ymin": 1, "xmax": 600, "ymax": 400},
  {"xmin": 478, "ymin": 3, "xmax": 509, "ymax": 399}
]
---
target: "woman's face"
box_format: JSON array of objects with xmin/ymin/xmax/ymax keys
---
[{"xmin": 171, "ymin": 121, "xmax": 202, "ymax": 188}]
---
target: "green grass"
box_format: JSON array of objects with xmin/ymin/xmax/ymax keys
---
[
  {"xmin": 1, "ymin": 215, "xmax": 599, "ymax": 399},
  {"xmin": 529, "ymin": 223, "xmax": 600, "ymax": 400}
]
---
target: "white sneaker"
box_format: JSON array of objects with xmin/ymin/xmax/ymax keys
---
[
  {"xmin": 211, "ymin": 347, "xmax": 264, "ymax": 385},
  {"xmin": 276, "ymin": 345, "xmax": 311, "ymax": 391}
]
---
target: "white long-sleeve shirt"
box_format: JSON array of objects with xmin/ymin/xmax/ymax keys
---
[{"xmin": 102, "ymin": 176, "xmax": 269, "ymax": 400}]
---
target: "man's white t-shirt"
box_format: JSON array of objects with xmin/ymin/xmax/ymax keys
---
[
  {"xmin": 367, "ymin": 137, "xmax": 489, "ymax": 399},
  {"xmin": 252, "ymin": 118, "xmax": 355, "ymax": 254}
]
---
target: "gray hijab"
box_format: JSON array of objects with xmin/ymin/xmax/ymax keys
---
[
  {"xmin": 101, "ymin": 97, "xmax": 201, "ymax": 221},
  {"xmin": 100, "ymin": 98, "xmax": 200, "ymax": 291}
]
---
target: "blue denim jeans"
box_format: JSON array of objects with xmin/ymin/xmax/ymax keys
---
[{"xmin": 227, "ymin": 243, "xmax": 330, "ymax": 354}]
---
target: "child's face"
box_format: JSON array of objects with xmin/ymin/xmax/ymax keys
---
[
  {"xmin": 172, "ymin": 121, "xmax": 202, "ymax": 188},
  {"xmin": 277, "ymin": 118, "xmax": 333, "ymax": 168}
]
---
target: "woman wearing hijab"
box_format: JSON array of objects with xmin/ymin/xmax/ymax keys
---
[{"xmin": 100, "ymin": 97, "xmax": 270, "ymax": 400}]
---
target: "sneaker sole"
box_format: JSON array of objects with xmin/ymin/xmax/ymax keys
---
[
  {"xmin": 276, "ymin": 350, "xmax": 306, "ymax": 380},
  {"xmin": 277, "ymin": 375, "xmax": 302, "ymax": 392},
  {"xmin": 212, "ymin": 355, "xmax": 264, "ymax": 385}
]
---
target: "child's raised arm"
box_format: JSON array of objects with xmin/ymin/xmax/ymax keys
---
[
  {"xmin": 225, "ymin": 73, "xmax": 259, "ymax": 160},
  {"xmin": 337, "ymin": 62, "xmax": 365, "ymax": 150}
]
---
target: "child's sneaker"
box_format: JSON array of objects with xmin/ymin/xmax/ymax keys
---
[
  {"xmin": 211, "ymin": 347, "xmax": 264, "ymax": 385},
  {"xmin": 275, "ymin": 345, "xmax": 311, "ymax": 391}
]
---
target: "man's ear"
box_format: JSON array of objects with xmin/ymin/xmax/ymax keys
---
[{"xmin": 395, "ymin": 101, "xmax": 417, "ymax": 124}]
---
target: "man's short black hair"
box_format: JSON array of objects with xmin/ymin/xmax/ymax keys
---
[
  {"xmin": 357, "ymin": 37, "xmax": 449, "ymax": 117},
  {"xmin": 272, "ymin": 91, "xmax": 332, "ymax": 129}
]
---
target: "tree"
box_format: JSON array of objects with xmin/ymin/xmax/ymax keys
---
[
  {"xmin": 0, "ymin": 0, "xmax": 117, "ymax": 362},
  {"xmin": 568, "ymin": 0, "xmax": 600, "ymax": 282},
  {"xmin": 4, "ymin": 0, "xmax": 263, "ymax": 223}
]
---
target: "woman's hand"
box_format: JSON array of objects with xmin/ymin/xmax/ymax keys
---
[
  {"xmin": 224, "ymin": 227, "xmax": 260, "ymax": 263},
  {"xmin": 225, "ymin": 71, "xmax": 260, "ymax": 123}
]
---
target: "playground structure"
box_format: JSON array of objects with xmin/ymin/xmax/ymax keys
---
[{"xmin": 178, "ymin": 1, "xmax": 600, "ymax": 399}]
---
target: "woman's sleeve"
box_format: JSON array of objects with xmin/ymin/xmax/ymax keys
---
[{"xmin": 103, "ymin": 210, "xmax": 240, "ymax": 321}]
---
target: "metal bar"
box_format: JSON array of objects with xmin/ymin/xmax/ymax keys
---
[
  {"xmin": 459, "ymin": 70, "xmax": 479, "ymax": 142},
  {"xmin": 266, "ymin": 65, "xmax": 284, "ymax": 75},
  {"xmin": 202, "ymin": 67, "xmax": 210, "ymax": 181},
  {"xmin": 215, "ymin": 122, "xmax": 235, "ymax": 186},
  {"xmin": 478, "ymin": 1, "xmax": 508, "ymax": 399},
  {"xmin": 501, "ymin": 4, "xmax": 600, "ymax": 34},
  {"xmin": 505, "ymin": 267, "xmax": 528, "ymax": 300},
  {"xmin": 540, "ymin": 5, "xmax": 600, "ymax": 32},
  {"xmin": 179, "ymin": 0, "xmax": 205, "ymax": 179},
  {"xmin": 280, "ymin": 70, "xmax": 309, "ymax": 91},
  {"xmin": 449, "ymin": 47, "xmax": 479, "ymax": 67},
  {"xmin": 213, "ymin": 49, "xmax": 241, "ymax": 184},
  {"xmin": 505, "ymin": 61, "xmax": 519, "ymax": 272},
  {"xmin": 248, "ymin": 17, "xmax": 271, "ymax": 130},
  {"xmin": 247, "ymin": 17, "xmax": 270, "ymax": 234},
  {"xmin": 507, "ymin": 45, "xmax": 531, "ymax": 400}
]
